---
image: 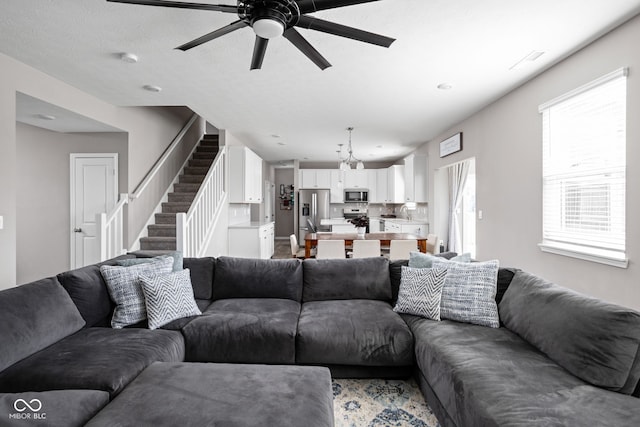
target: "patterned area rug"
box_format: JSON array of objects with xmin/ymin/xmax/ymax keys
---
[{"xmin": 333, "ymin": 378, "xmax": 440, "ymax": 427}]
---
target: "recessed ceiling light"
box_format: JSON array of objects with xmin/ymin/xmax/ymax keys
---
[
  {"xmin": 120, "ymin": 52, "xmax": 138, "ymax": 63},
  {"xmin": 376, "ymin": 145, "xmax": 383, "ymax": 148},
  {"xmin": 36, "ymin": 114, "xmax": 56, "ymax": 120},
  {"xmin": 277, "ymin": 142, "xmax": 286, "ymax": 146},
  {"xmin": 271, "ymin": 134, "xmax": 281, "ymax": 138},
  {"xmin": 143, "ymin": 85, "xmax": 162, "ymax": 93},
  {"xmin": 437, "ymin": 83, "xmax": 453, "ymax": 90},
  {"xmin": 509, "ymin": 50, "xmax": 545, "ymax": 70}
]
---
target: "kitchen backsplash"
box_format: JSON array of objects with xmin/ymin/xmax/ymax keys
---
[{"xmin": 329, "ymin": 203, "xmax": 428, "ymax": 221}]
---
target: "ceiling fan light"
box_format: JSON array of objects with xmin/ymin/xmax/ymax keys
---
[
  {"xmin": 253, "ymin": 18, "xmax": 285, "ymax": 39},
  {"xmin": 356, "ymin": 161, "xmax": 364, "ymax": 170}
]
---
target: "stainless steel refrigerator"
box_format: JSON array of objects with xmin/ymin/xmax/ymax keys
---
[{"xmin": 298, "ymin": 189, "xmax": 331, "ymax": 243}]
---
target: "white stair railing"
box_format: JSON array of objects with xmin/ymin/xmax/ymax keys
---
[
  {"xmin": 97, "ymin": 193, "xmax": 129, "ymax": 261},
  {"xmin": 176, "ymin": 147, "xmax": 226, "ymax": 257}
]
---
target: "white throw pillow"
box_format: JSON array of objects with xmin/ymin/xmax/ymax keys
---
[
  {"xmin": 139, "ymin": 269, "xmax": 201, "ymax": 330},
  {"xmin": 394, "ymin": 266, "xmax": 448, "ymax": 320},
  {"xmin": 432, "ymin": 258, "xmax": 500, "ymax": 328},
  {"xmin": 100, "ymin": 257, "xmax": 174, "ymax": 328}
]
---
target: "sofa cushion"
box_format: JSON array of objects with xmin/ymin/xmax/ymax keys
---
[
  {"xmin": 303, "ymin": 257, "xmax": 391, "ymax": 302},
  {"xmin": 0, "ymin": 277, "xmax": 85, "ymax": 373},
  {"xmin": 0, "ymin": 390, "xmax": 110, "ymax": 427},
  {"xmin": 499, "ymin": 270, "xmax": 640, "ymax": 395},
  {"xmin": 212, "ymin": 257, "xmax": 303, "ymax": 301},
  {"xmin": 393, "ymin": 266, "xmax": 447, "ymax": 320},
  {"xmin": 297, "ymin": 300, "xmax": 414, "ymax": 366},
  {"xmin": 0, "ymin": 328, "xmax": 185, "ymax": 398},
  {"xmin": 100, "ymin": 257, "xmax": 174, "ymax": 328},
  {"xmin": 183, "ymin": 257, "xmax": 215, "ymax": 300},
  {"xmin": 56, "ymin": 255, "xmax": 136, "ymax": 328},
  {"xmin": 139, "ymin": 269, "xmax": 202, "ymax": 330},
  {"xmin": 404, "ymin": 314, "xmax": 589, "ymax": 427},
  {"xmin": 183, "ymin": 298, "xmax": 300, "ymax": 364},
  {"xmin": 85, "ymin": 363, "xmax": 334, "ymax": 427},
  {"xmin": 432, "ymin": 258, "xmax": 500, "ymax": 328}
]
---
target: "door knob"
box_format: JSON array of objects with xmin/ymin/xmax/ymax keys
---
[{"xmin": 74, "ymin": 228, "xmax": 83, "ymax": 233}]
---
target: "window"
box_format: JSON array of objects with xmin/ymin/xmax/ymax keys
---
[{"xmin": 538, "ymin": 68, "xmax": 627, "ymax": 267}]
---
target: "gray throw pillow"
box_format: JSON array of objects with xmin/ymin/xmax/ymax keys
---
[
  {"xmin": 409, "ymin": 251, "xmax": 471, "ymax": 268},
  {"xmin": 100, "ymin": 257, "xmax": 174, "ymax": 328},
  {"xmin": 139, "ymin": 269, "xmax": 202, "ymax": 330},
  {"xmin": 394, "ymin": 266, "xmax": 448, "ymax": 320},
  {"xmin": 116, "ymin": 251, "xmax": 182, "ymax": 272},
  {"xmin": 432, "ymin": 258, "xmax": 500, "ymax": 328}
]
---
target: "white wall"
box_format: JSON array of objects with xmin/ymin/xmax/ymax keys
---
[
  {"xmin": 0, "ymin": 52, "xmax": 197, "ymax": 289},
  {"xmin": 421, "ymin": 15, "xmax": 640, "ymax": 310},
  {"xmin": 15, "ymin": 124, "xmax": 128, "ymax": 283}
]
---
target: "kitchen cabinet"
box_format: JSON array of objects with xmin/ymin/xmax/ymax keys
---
[
  {"xmin": 228, "ymin": 146, "xmax": 263, "ymax": 203},
  {"xmin": 331, "ymin": 223, "xmax": 356, "ymax": 233},
  {"xmin": 383, "ymin": 219, "xmax": 428, "ymax": 236},
  {"xmin": 387, "ymin": 165, "xmax": 405, "ymax": 203},
  {"xmin": 228, "ymin": 222, "xmax": 274, "ymax": 259},
  {"xmin": 370, "ymin": 169, "xmax": 388, "ymax": 203},
  {"xmin": 329, "ymin": 170, "xmax": 344, "ymax": 203},
  {"xmin": 404, "ymin": 154, "xmax": 428, "ymax": 203},
  {"xmin": 400, "ymin": 223, "xmax": 428, "ymax": 236},
  {"xmin": 299, "ymin": 169, "xmax": 331, "ymax": 189},
  {"xmin": 384, "ymin": 221, "xmax": 401, "ymax": 232},
  {"xmin": 343, "ymin": 169, "xmax": 369, "ymax": 189}
]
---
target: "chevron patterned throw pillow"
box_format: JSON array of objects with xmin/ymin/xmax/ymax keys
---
[
  {"xmin": 139, "ymin": 269, "xmax": 201, "ymax": 330},
  {"xmin": 394, "ymin": 266, "xmax": 448, "ymax": 320}
]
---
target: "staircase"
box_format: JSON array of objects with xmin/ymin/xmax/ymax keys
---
[{"xmin": 139, "ymin": 134, "xmax": 219, "ymax": 251}]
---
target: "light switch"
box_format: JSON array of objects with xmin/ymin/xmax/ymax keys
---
[
  {"xmin": 0, "ymin": 215, "xmax": 3, "ymax": 229},
  {"xmin": 478, "ymin": 210, "xmax": 483, "ymax": 220}
]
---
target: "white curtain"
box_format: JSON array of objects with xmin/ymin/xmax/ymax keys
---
[{"xmin": 447, "ymin": 160, "xmax": 471, "ymax": 253}]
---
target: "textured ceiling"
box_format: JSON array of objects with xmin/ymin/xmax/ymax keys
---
[{"xmin": 3, "ymin": 0, "xmax": 640, "ymax": 164}]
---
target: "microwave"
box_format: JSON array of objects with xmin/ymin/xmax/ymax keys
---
[{"xmin": 344, "ymin": 190, "xmax": 368, "ymax": 203}]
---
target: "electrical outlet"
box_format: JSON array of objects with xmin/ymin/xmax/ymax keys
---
[{"xmin": 478, "ymin": 210, "xmax": 483, "ymax": 220}]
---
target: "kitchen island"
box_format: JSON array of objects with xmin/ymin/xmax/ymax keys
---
[{"xmin": 303, "ymin": 232, "xmax": 427, "ymax": 258}]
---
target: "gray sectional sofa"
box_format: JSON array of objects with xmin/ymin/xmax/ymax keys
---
[{"xmin": 0, "ymin": 253, "xmax": 639, "ymax": 426}]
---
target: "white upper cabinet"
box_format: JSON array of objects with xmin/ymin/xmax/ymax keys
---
[
  {"xmin": 370, "ymin": 169, "xmax": 388, "ymax": 203},
  {"xmin": 404, "ymin": 154, "xmax": 428, "ymax": 203},
  {"xmin": 228, "ymin": 146, "xmax": 263, "ymax": 204},
  {"xmin": 299, "ymin": 169, "xmax": 331, "ymax": 189},
  {"xmin": 343, "ymin": 169, "xmax": 369, "ymax": 189},
  {"xmin": 330, "ymin": 170, "xmax": 344, "ymax": 203},
  {"xmin": 387, "ymin": 165, "xmax": 405, "ymax": 203}
]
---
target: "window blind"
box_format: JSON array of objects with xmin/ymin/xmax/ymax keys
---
[{"xmin": 540, "ymin": 68, "xmax": 627, "ymax": 261}]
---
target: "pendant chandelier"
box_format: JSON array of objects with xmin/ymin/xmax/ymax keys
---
[{"xmin": 338, "ymin": 127, "xmax": 364, "ymax": 171}]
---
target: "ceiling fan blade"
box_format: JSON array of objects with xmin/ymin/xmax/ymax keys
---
[
  {"xmin": 106, "ymin": 0, "xmax": 238, "ymax": 13},
  {"xmin": 296, "ymin": 15, "xmax": 394, "ymax": 47},
  {"xmin": 250, "ymin": 37, "xmax": 269, "ymax": 70},
  {"xmin": 297, "ymin": 0, "xmax": 380, "ymax": 14},
  {"xmin": 283, "ymin": 28, "xmax": 331, "ymax": 70},
  {"xmin": 176, "ymin": 20, "xmax": 247, "ymax": 51}
]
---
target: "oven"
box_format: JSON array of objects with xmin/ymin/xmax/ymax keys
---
[{"xmin": 343, "ymin": 208, "xmax": 369, "ymax": 233}]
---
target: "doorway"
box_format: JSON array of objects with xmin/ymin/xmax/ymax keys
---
[{"xmin": 70, "ymin": 153, "xmax": 118, "ymax": 268}]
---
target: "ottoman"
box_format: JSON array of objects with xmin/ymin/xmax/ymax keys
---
[{"xmin": 85, "ymin": 362, "xmax": 334, "ymax": 427}]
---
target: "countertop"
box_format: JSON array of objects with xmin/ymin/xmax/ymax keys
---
[
  {"xmin": 228, "ymin": 220, "xmax": 275, "ymax": 229},
  {"xmin": 370, "ymin": 217, "xmax": 428, "ymax": 225},
  {"xmin": 320, "ymin": 218, "xmax": 350, "ymax": 225}
]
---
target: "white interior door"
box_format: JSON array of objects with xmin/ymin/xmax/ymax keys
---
[{"xmin": 70, "ymin": 154, "xmax": 118, "ymax": 268}]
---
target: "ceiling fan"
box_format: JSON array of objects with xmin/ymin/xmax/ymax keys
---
[{"xmin": 106, "ymin": 0, "xmax": 395, "ymax": 70}]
